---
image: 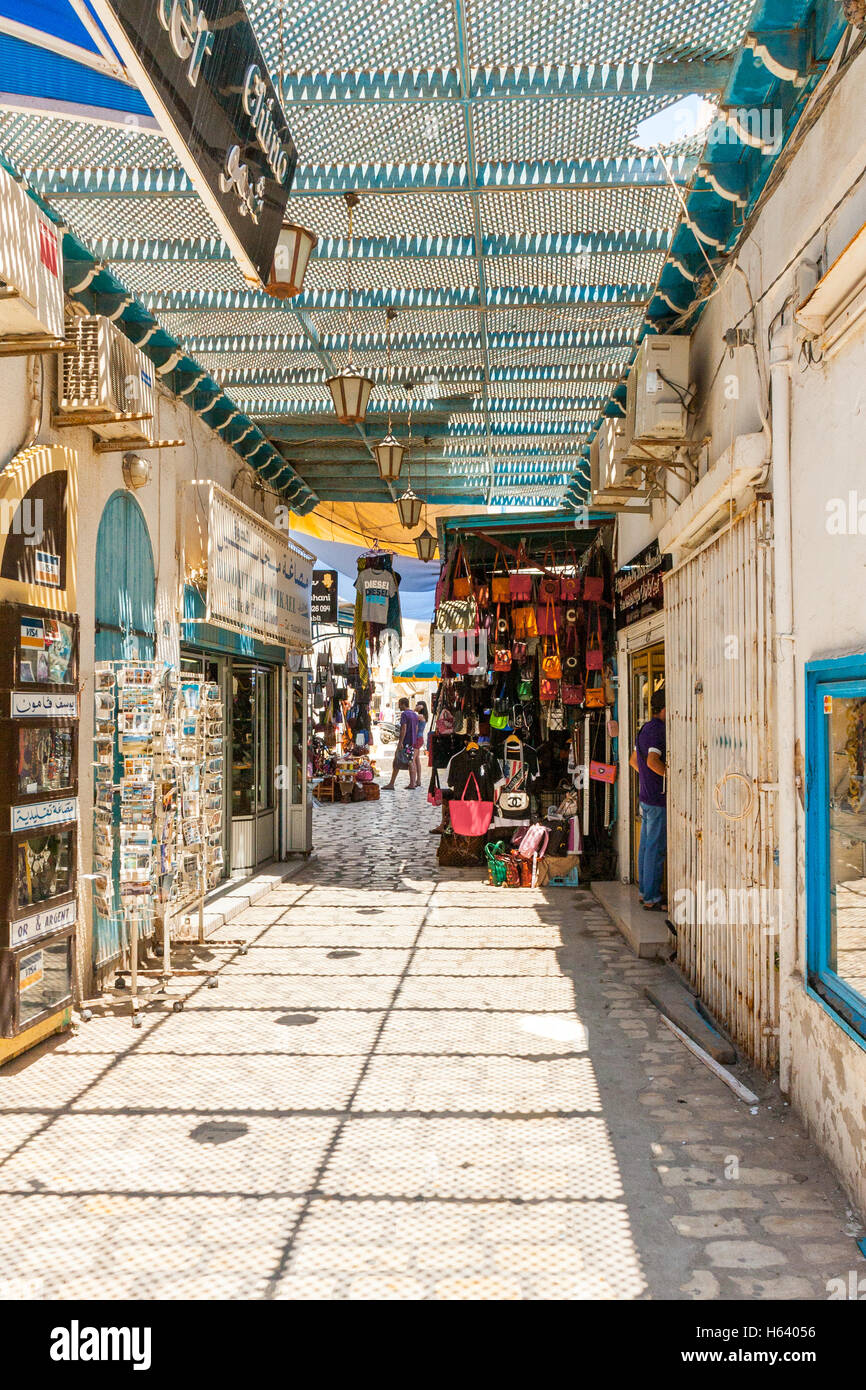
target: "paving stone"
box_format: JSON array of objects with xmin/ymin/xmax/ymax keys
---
[
  {"xmin": 704, "ymin": 1241, "xmax": 786, "ymax": 1269},
  {"xmin": 670, "ymin": 1215, "xmax": 749, "ymax": 1238}
]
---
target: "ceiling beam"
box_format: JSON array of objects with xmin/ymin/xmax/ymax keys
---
[
  {"xmin": 275, "ymin": 60, "xmax": 730, "ymax": 104},
  {"xmin": 91, "ymin": 228, "xmax": 673, "ymax": 263},
  {"xmin": 144, "ymin": 284, "xmax": 653, "ymax": 314},
  {"xmin": 29, "ymin": 154, "xmax": 696, "ymax": 198}
]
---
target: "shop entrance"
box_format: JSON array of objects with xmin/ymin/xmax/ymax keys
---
[
  {"xmin": 630, "ymin": 641, "xmax": 665, "ymax": 882},
  {"xmin": 231, "ymin": 663, "xmax": 276, "ymax": 870}
]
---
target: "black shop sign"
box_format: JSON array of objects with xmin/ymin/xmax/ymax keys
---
[
  {"xmin": 311, "ymin": 570, "xmax": 338, "ymax": 625},
  {"xmin": 90, "ymin": 0, "xmax": 298, "ymax": 284},
  {"xmin": 614, "ymin": 541, "xmax": 671, "ymax": 629}
]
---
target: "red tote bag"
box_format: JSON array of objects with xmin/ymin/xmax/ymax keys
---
[
  {"xmin": 449, "ymin": 771, "xmax": 494, "ymax": 836},
  {"xmin": 509, "ymin": 542, "xmax": 534, "ymax": 601}
]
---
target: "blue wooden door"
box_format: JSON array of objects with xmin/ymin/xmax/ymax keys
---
[{"xmin": 93, "ymin": 491, "xmax": 155, "ymax": 968}]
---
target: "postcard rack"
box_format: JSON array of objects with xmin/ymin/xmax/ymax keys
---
[{"xmin": 92, "ymin": 661, "xmax": 225, "ymax": 1026}]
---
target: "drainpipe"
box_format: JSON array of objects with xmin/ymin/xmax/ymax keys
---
[{"xmin": 770, "ymin": 315, "xmax": 797, "ymax": 1095}]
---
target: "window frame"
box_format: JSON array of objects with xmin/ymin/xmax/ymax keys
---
[{"xmin": 805, "ymin": 655, "xmax": 866, "ymax": 1046}]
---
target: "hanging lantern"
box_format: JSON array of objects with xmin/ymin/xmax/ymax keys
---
[
  {"xmin": 374, "ymin": 431, "xmax": 405, "ymax": 480},
  {"xmin": 326, "ymin": 364, "xmax": 375, "ymax": 424},
  {"xmin": 396, "ymin": 481, "xmax": 423, "ymax": 530},
  {"xmin": 265, "ymin": 222, "xmax": 318, "ymax": 299},
  {"xmin": 326, "ymin": 191, "xmax": 374, "ymax": 424},
  {"xmin": 415, "ymin": 527, "xmax": 438, "ymax": 562},
  {"xmin": 375, "ymin": 307, "xmax": 404, "ymax": 478}
]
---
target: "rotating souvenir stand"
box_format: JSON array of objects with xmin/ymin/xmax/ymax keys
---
[{"xmin": 91, "ymin": 664, "xmax": 227, "ymax": 1027}]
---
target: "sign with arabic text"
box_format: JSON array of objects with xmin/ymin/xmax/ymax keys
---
[
  {"xmin": 88, "ymin": 0, "xmax": 298, "ymax": 284},
  {"xmin": 206, "ymin": 486, "xmax": 313, "ymax": 650},
  {"xmin": 9, "ymin": 690, "xmax": 78, "ymax": 719},
  {"xmin": 10, "ymin": 796, "xmax": 78, "ymax": 833},
  {"xmin": 614, "ymin": 541, "xmax": 671, "ymax": 629}
]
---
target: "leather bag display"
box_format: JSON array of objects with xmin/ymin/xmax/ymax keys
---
[{"xmin": 449, "ymin": 771, "xmax": 494, "ymax": 837}]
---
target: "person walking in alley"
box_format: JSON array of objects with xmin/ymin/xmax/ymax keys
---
[
  {"xmin": 630, "ymin": 687, "xmax": 667, "ymax": 911},
  {"xmin": 383, "ymin": 696, "xmax": 420, "ymax": 789},
  {"xmin": 412, "ymin": 700, "xmax": 429, "ymax": 790}
]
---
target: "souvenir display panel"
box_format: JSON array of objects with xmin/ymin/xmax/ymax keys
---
[
  {"xmin": 15, "ymin": 828, "xmax": 73, "ymax": 910},
  {"xmin": 16, "ymin": 725, "xmax": 74, "ymax": 796}
]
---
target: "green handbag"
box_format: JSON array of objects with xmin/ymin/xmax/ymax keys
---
[
  {"xmin": 517, "ymin": 678, "xmax": 533, "ymax": 700},
  {"xmin": 490, "ymin": 710, "xmax": 509, "ymax": 730}
]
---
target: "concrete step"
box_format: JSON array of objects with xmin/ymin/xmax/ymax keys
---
[{"xmin": 590, "ymin": 879, "xmax": 672, "ymax": 959}]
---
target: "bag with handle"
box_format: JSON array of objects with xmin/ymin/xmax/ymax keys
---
[
  {"xmin": 449, "ymin": 771, "xmax": 494, "ymax": 837},
  {"xmin": 585, "ymin": 608, "xmax": 603, "ymax": 671},
  {"xmin": 435, "ymin": 592, "xmax": 478, "ymax": 632},
  {"xmin": 512, "ymin": 605, "xmax": 538, "ymax": 640},
  {"xmin": 451, "ymin": 545, "xmax": 474, "ymax": 600},
  {"xmin": 509, "ymin": 542, "xmax": 534, "ymax": 601},
  {"xmin": 513, "ymin": 823, "xmax": 549, "ymax": 860},
  {"xmin": 496, "ymin": 744, "xmax": 530, "ymax": 818},
  {"xmin": 546, "ymin": 701, "xmax": 566, "ymax": 732},
  {"xmin": 585, "ymin": 677, "xmax": 605, "ymax": 708},
  {"xmin": 539, "ymin": 676, "xmax": 559, "ymax": 702},
  {"xmin": 560, "ymin": 547, "xmax": 581, "ymax": 601},
  {"xmin": 562, "ymin": 680, "xmax": 584, "ymax": 706},
  {"xmin": 536, "ymin": 598, "xmax": 563, "ymax": 637},
  {"xmin": 541, "ymin": 601, "xmax": 562, "ymax": 681},
  {"xmin": 427, "ymin": 769, "xmax": 443, "ymax": 807},
  {"xmin": 511, "ymin": 639, "xmax": 527, "ymax": 662},
  {"xmin": 435, "ymin": 704, "xmax": 455, "ymax": 735},
  {"xmin": 544, "ymin": 819, "xmax": 570, "ymax": 856},
  {"xmin": 538, "ymin": 547, "xmax": 560, "ymax": 602},
  {"xmin": 491, "ymin": 548, "xmax": 511, "ymax": 604},
  {"xmin": 590, "ymin": 760, "xmax": 617, "ymax": 784},
  {"xmin": 583, "ymin": 573, "xmax": 604, "ymax": 603}
]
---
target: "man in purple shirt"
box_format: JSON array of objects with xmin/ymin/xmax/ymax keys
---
[
  {"xmin": 629, "ymin": 687, "xmax": 667, "ymax": 910},
  {"xmin": 383, "ymin": 697, "xmax": 420, "ymax": 789}
]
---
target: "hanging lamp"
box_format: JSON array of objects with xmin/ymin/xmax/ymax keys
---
[
  {"xmin": 266, "ymin": 222, "xmax": 318, "ymax": 299},
  {"xmin": 395, "ymin": 392, "xmax": 423, "ymax": 528},
  {"xmin": 374, "ymin": 308, "xmax": 405, "ymax": 480},
  {"xmin": 326, "ymin": 192, "xmax": 374, "ymax": 424},
  {"xmin": 414, "ymin": 434, "xmax": 438, "ymax": 560},
  {"xmin": 266, "ymin": 6, "xmax": 318, "ymax": 300}
]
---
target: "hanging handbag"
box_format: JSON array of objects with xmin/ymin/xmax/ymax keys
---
[
  {"xmin": 435, "ymin": 593, "xmax": 478, "ymax": 632},
  {"xmin": 511, "ymin": 639, "xmax": 527, "ymax": 662},
  {"xmin": 590, "ymin": 760, "xmax": 618, "ymax": 784},
  {"xmin": 517, "ymin": 678, "xmax": 533, "ymax": 701},
  {"xmin": 509, "ymin": 542, "xmax": 534, "ymax": 601},
  {"xmin": 493, "ymin": 645, "xmax": 512, "ymax": 673},
  {"xmin": 585, "ymin": 609, "xmax": 603, "ymax": 671},
  {"xmin": 538, "ymin": 547, "xmax": 560, "ymax": 602},
  {"xmin": 428, "ymin": 769, "xmax": 443, "ymax": 806},
  {"xmin": 541, "ymin": 599, "xmax": 561, "ymax": 681},
  {"xmin": 560, "ymin": 547, "xmax": 581, "ymax": 602},
  {"xmin": 562, "ymin": 680, "xmax": 584, "ymax": 706},
  {"xmin": 585, "ymin": 678, "xmax": 606, "ymax": 708},
  {"xmin": 583, "ymin": 573, "xmax": 604, "ymax": 602},
  {"xmin": 539, "ymin": 676, "xmax": 559, "ymax": 702},
  {"xmin": 536, "ymin": 597, "xmax": 563, "ymax": 637},
  {"xmin": 436, "ymin": 705, "xmax": 455, "ymax": 735},
  {"xmin": 451, "ymin": 546, "xmax": 474, "ymax": 600},
  {"xmin": 546, "ymin": 701, "xmax": 566, "ymax": 732},
  {"xmin": 491, "ymin": 548, "xmax": 511, "ymax": 604},
  {"xmin": 497, "ymin": 746, "xmax": 530, "ymax": 818},
  {"xmin": 449, "ymin": 770, "xmax": 494, "ymax": 837},
  {"xmin": 512, "ymin": 605, "xmax": 538, "ymax": 640}
]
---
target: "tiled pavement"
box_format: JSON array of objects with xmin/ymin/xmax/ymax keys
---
[{"xmin": 1, "ymin": 756, "xmax": 864, "ymax": 1300}]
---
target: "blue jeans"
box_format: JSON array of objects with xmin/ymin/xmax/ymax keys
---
[{"xmin": 638, "ymin": 802, "xmax": 667, "ymax": 905}]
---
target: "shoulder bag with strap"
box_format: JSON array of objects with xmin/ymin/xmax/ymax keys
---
[
  {"xmin": 496, "ymin": 741, "xmax": 530, "ymax": 817},
  {"xmin": 491, "ymin": 547, "xmax": 511, "ymax": 604}
]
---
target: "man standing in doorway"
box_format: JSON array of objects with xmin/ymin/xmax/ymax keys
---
[
  {"xmin": 629, "ymin": 687, "xmax": 667, "ymax": 911},
  {"xmin": 383, "ymin": 696, "xmax": 420, "ymax": 790}
]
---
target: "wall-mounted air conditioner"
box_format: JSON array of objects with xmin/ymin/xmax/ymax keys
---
[
  {"xmin": 590, "ymin": 416, "xmax": 645, "ymax": 506},
  {"xmin": 0, "ymin": 163, "xmax": 64, "ymax": 351},
  {"xmin": 626, "ymin": 334, "xmax": 692, "ymax": 445},
  {"xmin": 57, "ymin": 316, "xmax": 155, "ymax": 440}
]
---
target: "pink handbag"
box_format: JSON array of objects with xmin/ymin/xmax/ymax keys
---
[
  {"xmin": 448, "ymin": 772, "xmax": 494, "ymax": 836},
  {"xmin": 513, "ymin": 823, "xmax": 549, "ymax": 859},
  {"xmin": 583, "ymin": 574, "xmax": 604, "ymax": 602},
  {"xmin": 509, "ymin": 542, "xmax": 534, "ymax": 600},
  {"xmin": 589, "ymin": 760, "xmax": 617, "ymax": 784}
]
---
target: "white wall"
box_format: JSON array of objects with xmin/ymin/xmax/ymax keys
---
[
  {"xmin": 611, "ymin": 43, "xmax": 866, "ymax": 1213},
  {"xmin": 0, "ymin": 344, "xmax": 288, "ymax": 988}
]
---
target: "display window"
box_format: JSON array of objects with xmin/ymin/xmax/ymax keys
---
[
  {"xmin": 16, "ymin": 936, "xmax": 72, "ymax": 1029},
  {"xmin": 16, "ymin": 726, "xmax": 74, "ymax": 796},
  {"xmin": 0, "ymin": 603, "xmax": 79, "ymax": 690},
  {"xmin": 806, "ymin": 656, "xmax": 866, "ymax": 1045},
  {"xmin": 14, "ymin": 829, "xmax": 74, "ymax": 910}
]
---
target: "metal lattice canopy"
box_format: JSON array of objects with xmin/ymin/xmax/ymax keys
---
[{"xmin": 0, "ymin": 0, "xmax": 849, "ymax": 510}]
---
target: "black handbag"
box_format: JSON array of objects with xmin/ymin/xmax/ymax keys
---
[{"xmin": 544, "ymin": 819, "xmax": 570, "ymax": 857}]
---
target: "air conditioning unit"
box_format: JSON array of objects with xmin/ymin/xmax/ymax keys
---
[
  {"xmin": 58, "ymin": 316, "xmax": 155, "ymax": 439},
  {"xmin": 626, "ymin": 334, "xmax": 692, "ymax": 445},
  {"xmin": 590, "ymin": 416, "xmax": 644, "ymax": 505},
  {"xmin": 0, "ymin": 163, "xmax": 64, "ymax": 349}
]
